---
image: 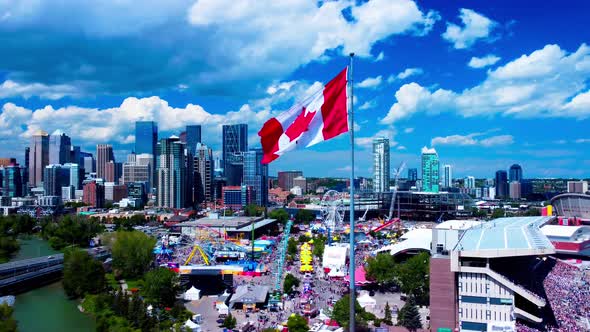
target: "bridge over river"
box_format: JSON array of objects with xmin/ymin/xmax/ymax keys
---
[{"xmin": 0, "ymin": 248, "xmax": 110, "ymax": 295}]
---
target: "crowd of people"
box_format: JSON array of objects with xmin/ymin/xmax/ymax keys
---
[{"xmin": 541, "ymin": 260, "xmax": 590, "ymax": 332}]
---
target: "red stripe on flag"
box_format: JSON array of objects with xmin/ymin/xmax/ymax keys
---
[
  {"xmin": 258, "ymin": 117, "xmax": 283, "ymax": 164},
  {"xmin": 321, "ymin": 68, "xmax": 348, "ymax": 140}
]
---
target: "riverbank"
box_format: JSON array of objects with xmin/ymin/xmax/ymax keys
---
[{"xmin": 10, "ymin": 237, "xmax": 96, "ymax": 332}]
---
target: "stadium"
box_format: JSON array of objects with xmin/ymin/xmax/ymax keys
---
[
  {"xmin": 429, "ymin": 216, "xmax": 590, "ymax": 332},
  {"xmin": 550, "ymin": 193, "xmax": 590, "ymax": 223}
]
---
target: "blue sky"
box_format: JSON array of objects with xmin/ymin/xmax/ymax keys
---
[{"xmin": 1, "ymin": 0, "xmax": 589, "ymax": 179}]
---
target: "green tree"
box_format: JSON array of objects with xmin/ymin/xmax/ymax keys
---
[
  {"xmin": 331, "ymin": 294, "xmax": 373, "ymax": 329},
  {"xmin": 287, "ymin": 238, "xmax": 298, "ymax": 256},
  {"xmin": 283, "ymin": 273, "xmax": 300, "ymax": 293},
  {"xmin": 312, "ymin": 236, "xmax": 326, "ymax": 260},
  {"xmin": 398, "ymin": 299, "xmax": 422, "ymax": 332},
  {"xmin": 111, "ymin": 231, "xmax": 156, "ymax": 278},
  {"xmin": 222, "ymin": 314, "xmax": 237, "ymax": 329},
  {"xmin": 524, "ymin": 208, "xmax": 541, "ymax": 216},
  {"xmin": 491, "ymin": 208, "xmax": 505, "ymax": 219},
  {"xmin": 393, "ymin": 252, "xmax": 430, "ymax": 305},
  {"xmin": 63, "ymin": 248, "xmax": 106, "ymax": 299},
  {"xmin": 269, "ymin": 209, "xmax": 289, "ymax": 224},
  {"xmin": 244, "ymin": 204, "xmax": 264, "ymax": 217},
  {"xmin": 142, "ymin": 268, "xmax": 179, "ymax": 307},
  {"xmin": 0, "ymin": 303, "xmax": 17, "ymax": 332},
  {"xmin": 365, "ymin": 253, "xmax": 396, "ymax": 284},
  {"xmin": 41, "ymin": 214, "xmax": 104, "ymax": 250},
  {"xmin": 286, "ymin": 314, "xmax": 309, "ymax": 332},
  {"xmin": 298, "ymin": 234, "xmax": 310, "ymax": 244},
  {"xmin": 383, "ymin": 302, "xmax": 393, "ymax": 325},
  {"xmin": 295, "ymin": 209, "xmax": 315, "ymax": 224}
]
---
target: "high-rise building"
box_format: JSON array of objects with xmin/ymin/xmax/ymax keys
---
[
  {"xmin": 156, "ymin": 136, "xmax": 186, "ymax": 208},
  {"xmin": 222, "ymin": 185, "xmax": 253, "ymax": 210},
  {"xmin": 293, "ymin": 176, "xmax": 307, "ymax": 193},
  {"xmin": 278, "ymin": 171, "xmax": 303, "ymax": 191},
  {"xmin": 104, "ymin": 182, "xmax": 127, "ymax": 202},
  {"xmin": 123, "ymin": 162, "xmax": 150, "ymax": 186},
  {"xmin": 421, "ymin": 147, "xmax": 439, "ymax": 193},
  {"xmin": 194, "ymin": 143, "xmax": 213, "ymax": 203},
  {"xmin": 135, "ymin": 153, "xmax": 154, "ymax": 192},
  {"xmin": 63, "ymin": 163, "xmax": 83, "ymax": 190},
  {"xmin": 83, "ymin": 155, "xmax": 95, "ymax": 176},
  {"xmin": 464, "ymin": 176, "xmax": 475, "ymax": 189},
  {"xmin": 105, "ymin": 161, "xmax": 122, "ymax": 183},
  {"xmin": 24, "ymin": 147, "xmax": 30, "ymax": 189},
  {"xmin": 29, "ymin": 130, "xmax": 49, "ymax": 187},
  {"xmin": 185, "ymin": 125, "xmax": 202, "ymax": 155},
  {"xmin": 127, "ymin": 182, "xmax": 148, "ymax": 206},
  {"xmin": 70, "ymin": 146, "xmax": 81, "ymax": 166},
  {"xmin": 495, "ymin": 170, "xmax": 508, "ymax": 198},
  {"xmin": 509, "ymin": 164, "xmax": 523, "ymax": 182},
  {"xmin": 0, "ymin": 158, "xmax": 16, "ymax": 167},
  {"xmin": 135, "ymin": 121, "xmax": 158, "ymax": 156},
  {"xmin": 96, "ymin": 144, "xmax": 114, "ymax": 180},
  {"xmin": 408, "ymin": 168, "xmax": 418, "ymax": 182},
  {"xmin": 43, "ymin": 165, "xmax": 70, "ymax": 196},
  {"xmin": 442, "ymin": 165, "xmax": 453, "ymax": 189},
  {"xmin": 222, "ymin": 124, "xmax": 248, "ymax": 184},
  {"xmin": 2, "ymin": 164, "xmax": 23, "ymax": 198},
  {"xmin": 83, "ymin": 181, "xmax": 104, "ymax": 208},
  {"xmin": 509, "ymin": 181, "xmax": 521, "ymax": 199},
  {"xmin": 372, "ymin": 137, "xmax": 390, "ymax": 193},
  {"xmin": 49, "ymin": 130, "xmax": 71, "ymax": 165},
  {"xmin": 243, "ymin": 148, "xmax": 268, "ymax": 207}
]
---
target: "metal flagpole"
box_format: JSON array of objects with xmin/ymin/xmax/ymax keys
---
[{"xmin": 348, "ymin": 52, "xmax": 356, "ymax": 332}]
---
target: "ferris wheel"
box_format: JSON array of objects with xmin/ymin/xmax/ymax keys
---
[{"xmin": 320, "ymin": 190, "xmax": 345, "ymax": 232}]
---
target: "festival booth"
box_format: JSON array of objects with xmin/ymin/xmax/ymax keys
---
[
  {"xmin": 184, "ymin": 319, "xmax": 201, "ymax": 332},
  {"xmin": 216, "ymin": 302, "xmax": 229, "ymax": 316},
  {"xmin": 356, "ymin": 292, "xmax": 376, "ymax": 310},
  {"xmin": 184, "ymin": 286, "xmax": 201, "ymax": 301},
  {"xmin": 344, "ymin": 266, "xmax": 373, "ymax": 286}
]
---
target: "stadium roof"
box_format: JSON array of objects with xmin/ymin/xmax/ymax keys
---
[
  {"xmin": 436, "ymin": 219, "xmax": 482, "ymax": 230},
  {"xmin": 455, "ymin": 216, "xmax": 555, "ymax": 258},
  {"xmin": 541, "ymin": 225, "xmax": 584, "ymax": 238},
  {"xmin": 374, "ymin": 228, "xmax": 431, "ymax": 256}
]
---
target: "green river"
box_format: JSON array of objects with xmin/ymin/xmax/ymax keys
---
[{"xmin": 10, "ymin": 237, "xmax": 96, "ymax": 332}]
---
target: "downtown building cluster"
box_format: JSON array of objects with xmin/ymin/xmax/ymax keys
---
[{"xmin": 0, "ymin": 122, "xmax": 268, "ymax": 214}]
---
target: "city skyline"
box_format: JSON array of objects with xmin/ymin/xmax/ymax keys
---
[{"xmin": 0, "ymin": 2, "xmax": 590, "ymax": 178}]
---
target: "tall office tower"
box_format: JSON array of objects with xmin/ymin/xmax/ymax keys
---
[
  {"xmin": 2, "ymin": 164, "xmax": 23, "ymax": 198},
  {"xmin": 135, "ymin": 153, "xmax": 154, "ymax": 191},
  {"xmin": 495, "ymin": 170, "xmax": 508, "ymax": 198},
  {"xmin": 156, "ymin": 136, "xmax": 186, "ymax": 208},
  {"xmin": 421, "ymin": 146, "xmax": 440, "ymax": 193},
  {"xmin": 43, "ymin": 164, "xmax": 70, "ymax": 196},
  {"xmin": 243, "ymin": 148, "xmax": 268, "ymax": 207},
  {"xmin": 83, "ymin": 156, "xmax": 95, "ymax": 175},
  {"xmin": 222, "ymin": 124, "xmax": 248, "ymax": 184},
  {"xmin": 49, "ymin": 130, "xmax": 71, "ymax": 165},
  {"xmin": 29, "ymin": 130, "xmax": 49, "ymax": 187},
  {"xmin": 278, "ymin": 171, "xmax": 303, "ymax": 191},
  {"xmin": 185, "ymin": 125, "xmax": 202, "ymax": 155},
  {"xmin": 122, "ymin": 160, "xmax": 150, "ymax": 186},
  {"xmin": 194, "ymin": 143, "xmax": 213, "ymax": 203},
  {"xmin": 509, "ymin": 164, "xmax": 523, "ymax": 182},
  {"xmin": 24, "ymin": 147, "xmax": 30, "ymax": 188},
  {"xmin": 135, "ymin": 121, "xmax": 158, "ymax": 156},
  {"xmin": 105, "ymin": 161, "xmax": 122, "ymax": 183},
  {"xmin": 465, "ymin": 176, "xmax": 475, "ymax": 189},
  {"xmin": 509, "ymin": 181, "xmax": 521, "ymax": 199},
  {"xmin": 408, "ymin": 168, "xmax": 418, "ymax": 182},
  {"xmin": 70, "ymin": 146, "xmax": 81, "ymax": 166},
  {"xmin": 96, "ymin": 144, "xmax": 114, "ymax": 179},
  {"xmin": 372, "ymin": 137, "xmax": 390, "ymax": 193},
  {"xmin": 63, "ymin": 163, "xmax": 83, "ymax": 190},
  {"xmin": 83, "ymin": 181, "xmax": 104, "ymax": 208},
  {"xmin": 442, "ymin": 165, "xmax": 453, "ymax": 189}
]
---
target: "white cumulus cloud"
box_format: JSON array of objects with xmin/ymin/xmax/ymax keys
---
[
  {"xmin": 387, "ymin": 67, "xmax": 424, "ymax": 83},
  {"xmin": 442, "ymin": 8, "xmax": 498, "ymax": 49},
  {"xmin": 468, "ymin": 54, "xmax": 501, "ymax": 68},
  {"xmin": 381, "ymin": 43, "xmax": 590, "ymax": 124},
  {"xmin": 431, "ymin": 133, "xmax": 513, "ymax": 147},
  {"xmin": 356, "ymin": 76, "xmax": 383, "ymax": 89}
]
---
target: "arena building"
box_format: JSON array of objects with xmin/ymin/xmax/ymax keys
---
[{"xmin": 550, "ymin": 193, "xmax": 590, "ymax": 222}]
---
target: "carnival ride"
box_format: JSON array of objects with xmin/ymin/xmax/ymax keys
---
[
  {"xmin": 321, "ymin": 190, "xmax": 345, "ymax": 243},
  {"xmin": 269, "ymin": 220, "xmax": 294, "ymax": 309},
  {"xmin": 372, "ymin": 162, "xmax": 405, "ymax": 234},
  {"xmin": 183, "ymin": 225, "xmax": 249, "ymax": 266}
]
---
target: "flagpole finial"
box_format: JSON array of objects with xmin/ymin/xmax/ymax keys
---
[{"xmin": 350, "ymin": 52, "xmax": 355, "ymax": 57}]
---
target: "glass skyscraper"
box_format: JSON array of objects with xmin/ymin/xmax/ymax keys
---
[
  {"xmin": 2, "ymin": 165, "xmax": 23, "ymax": 198},
  {"xmin": 421, "ymin": 146, "xmax": 439, "ymax": 193},
  {"xmin": 222, "ymin": 124, "xmax": 248, "ymax": 185},
  {"xmin": 509, "ymin": 164, "xmax": 523, "ymax": 182},
  {"xmin": 135, "ymin": 121, "xmax": 158, "ymax": 155},
  {"xmin": 495, "ymin": 170, "xmax": 508, "ymax": 198},
  {"xmin": 372, "ymin": 137, "xmax": 390, "ymax": 193},
  {"xmin": 443, "ymin": 164, "xmax": 453, "ymax": 189},
  {"xmin": 185, "ymin": 125, "xmax": 202, "ymax": 155},
  {"xmin": 29, "ymin": 130, "xmax": 49, "ymax": 187},
  {"xmin": 49, "ymin": 130, "xmax": 71, "ymax": 165},
  {"xmin": 156, "ymin": 136, "xmax": 186, "ymax": 208},
  {"xmin": 243, "ymin": 148, "xmax": 268, "ymax": 207}
]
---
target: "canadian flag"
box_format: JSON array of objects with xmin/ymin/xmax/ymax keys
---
[{"xmin": 258, "ymin": 68, "xmax": 348, "ymax": 164}]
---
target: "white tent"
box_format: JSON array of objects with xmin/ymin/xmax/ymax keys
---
[
  {"xmin": 216, "ymin": 302, "xmax": 229, "ymax": 315},
  {"xmin": 184, "ymin": 319, "xmax": 201, "ymax": 332},
  {"xmin": 357, "ymin": 292, "xmax": 376, "ymax": 309},
  {"xmin": 317, "ymin": 309, "xmax": 330, "ymax": 321},
  {"xmin": 184, "ymin": 286, "xmax": 201, "ymax": 301}
]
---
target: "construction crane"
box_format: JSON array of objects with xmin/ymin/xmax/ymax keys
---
[
  {"xmin": 388, "ymin": 162, "xmax": 406, "ymax": 221},
  {"xmin": 269, "ymin": 220, "xmax": 293, "ymax": 309},
  {"xmin": 358, "ymin": 206, "xmax": 369, "ymax": 222}
]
